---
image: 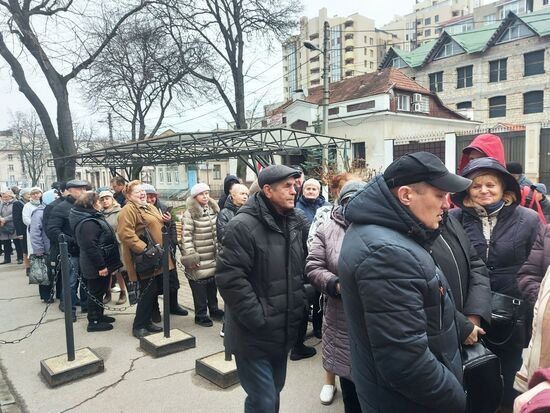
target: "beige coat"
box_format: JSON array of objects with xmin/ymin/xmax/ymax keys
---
[
  {"xmin": 180, "ymin": 197, "xmax": 219, "ymax": 280},
  {"xmin": 515, "ymin": 266, "xmax": 550, "ymax": 392},
  {"xmin": 117, "ymin": 201, "xmax": 174, "ymax": 282}
]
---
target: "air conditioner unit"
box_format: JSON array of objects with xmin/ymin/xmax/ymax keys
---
[
  {"xmin": 412, "ymin": 93, "xmax": 422, "ymax": 103},
  {"xmin": 412, "ymin": 102, "xmax": 420, "ymax": 112}
]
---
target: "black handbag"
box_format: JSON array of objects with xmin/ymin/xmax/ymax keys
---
[
  {"xmin": 131, "ymin": 211, "xmax": 162, "ymax": 277},
  {"xmin": 462, "ymin": 341, "xmax": 502, "ymax": 413},
  {"xmin": 486, "ymin": 291, "xmax": 527, "ymax": 348}
]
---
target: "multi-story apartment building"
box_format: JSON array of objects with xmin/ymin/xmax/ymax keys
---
[
  {"xmin": 282, "ymin": 8, "xmax": 396, "ymax": 99},
  {"xmin": 380, "ymin": 8, "xmax": 550, "ymax": 124}
]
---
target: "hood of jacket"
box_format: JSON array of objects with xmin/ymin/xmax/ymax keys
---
[
  {"xmin": 238, "ymin": 192, "xmax": 300, "ymax": 233},
  {"xmin": 344, "ymin": 175, "xmax": 439, "ymax": 245},
  {"xmin": 185, "ymin": 196, "xmax": 220, "ymax": 220},
  {"xmin": 451, "ymin": 157, "xmax": 520, "ymax": 210},
  {"xmin": 223, "ymin": 175, "xmax": 240, "ymax": 195},
  {"xmin": 223, "ymin": 195, "xmax": 240, "ymax": 213},
  {"xmin": 69, "ymin": 206, "xmax": 102, "ymax": 233},
  {"xmin": 331, "ymin": 204, "xmax": 347, "ymax": 228},
  {"xmin": 102, "ymin": 204, "xmax": 121, "ymax": 218},
  {"xmin": 457, "ymin": 133, "xmax": 506, "ymax": 174}
]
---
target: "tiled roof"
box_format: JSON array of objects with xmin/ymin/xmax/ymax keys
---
[{"xmin": 301, "ymin": 68, "xmax": 429, "ymax": 105}]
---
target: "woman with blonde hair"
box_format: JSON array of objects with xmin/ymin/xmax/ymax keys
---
[
  {"xmin": 450, "ymin": 157, "xmax": 541, "ymax": 411},
  {"xmin": 117, "ymin": 180, "xmax": 174, "ymax": 338}
]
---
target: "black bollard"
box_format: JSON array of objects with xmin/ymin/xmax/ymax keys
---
[
  {"xmin": 58, "ymin": 234, "xmax": 75, "ymax": 361},
  {"xmin": 162, "ymin": 228, "xmax": 170, "ymax": 338}
]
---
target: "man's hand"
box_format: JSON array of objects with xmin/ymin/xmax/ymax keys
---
[
  {"xmin": 467, "ymin": 315, "xmax": 481, "ymax": 327},
  {"xmin": 162, "ymin": 212, "xmax": 172, "ymax": 223},
  {"xmin": 463, "ymin": 324, "xmax": 485, "ymax": 345},
  {"xmin": 98, "ymin": 268, "xmax": 109, "ymax": 277}
]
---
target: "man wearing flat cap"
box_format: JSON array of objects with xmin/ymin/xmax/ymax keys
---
[
  {"xmin": 216, "ymin": 164, "xmax": 309, "ymax": 413},
  {"xmin": 46, "ymin": 179, "xmax": 90, "ymax": 321},
  {"xmin": 338, "ymin": 152, "xmax": 471, "ymax": 413}
]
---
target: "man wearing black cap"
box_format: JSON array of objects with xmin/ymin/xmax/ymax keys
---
[
  {"xmin": 46, "ymin": 179, "xmax": 90, "ymax": 321},
  {"xmin": 338, "ymin": 152, "xmax": 471, "ymax": 413},
  {"xmin": 216, "ymin": 164, "xmax": 309, "ymax": 413}
]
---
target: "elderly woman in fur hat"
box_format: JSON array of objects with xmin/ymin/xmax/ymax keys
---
[{"xmin": 180, "ymin": 183, "xmax": 224, "ymax": 327}]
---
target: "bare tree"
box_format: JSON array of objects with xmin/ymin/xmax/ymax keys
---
[
  {"xmin": 10, "ymin": 112, "xmax": 50, "ymax": 186},
  {"xmin": 0, "ymin": 0, "xmax": 150, "ymax": 181},
  {"xmin": 82, "ymin": 15, "xmax": 205, "ymax": 178}
]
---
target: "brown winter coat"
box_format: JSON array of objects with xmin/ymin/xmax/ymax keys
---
[
  {"xmin": 306, "ymin": 205, "xmax": 352, "ymax": 380},
  {"xmin": 180, "ymin": 197, "xmax": 219, "ymax": 280},
  {"xmin": 117, "ymin": 201, "xmax": 174, "ymax": 282}
]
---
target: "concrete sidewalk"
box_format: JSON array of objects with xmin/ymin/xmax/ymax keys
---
[{"xmin": 0, "ymin": 262, "xmax": 344, "ymax": 413}]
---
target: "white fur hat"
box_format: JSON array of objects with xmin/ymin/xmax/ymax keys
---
[{"xmin": 190, "ymin": 183, "xmax": 210, "ymax": 198}]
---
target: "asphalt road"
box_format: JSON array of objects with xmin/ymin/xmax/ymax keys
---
[{"xmin": 0, "ymin": 261, "xmax": 344, "ymax": 413}]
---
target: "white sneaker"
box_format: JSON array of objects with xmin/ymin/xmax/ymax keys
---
[{"xmin": 320, "ymin": 384, "xmax": 336, "ymax": 405}]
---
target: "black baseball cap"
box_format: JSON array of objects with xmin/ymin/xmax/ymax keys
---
[
  {"xmin": 258, "ymin": 165, "xmax": 302, "ymax": 188},
  {"xmin": 384, "ymin": 152, "xmax": 471, "ymax": 193}
]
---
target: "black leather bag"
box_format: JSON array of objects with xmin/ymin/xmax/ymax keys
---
[
  {"xmin": 132, "ymin": 227, "xmax": 161, "ymax": 278},
  {"xmin": 486, "ymin": 291, "xmax": 527, "ymax": 348},
  {"xmin": 462, "ymin": 341, "xmax": 502, "ymax": 413}
]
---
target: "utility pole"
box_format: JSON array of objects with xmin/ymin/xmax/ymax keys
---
[
  {"xmin": 107, "ymin": 112, "xmax": 113, "ymax": 145},
  {"xmin": 322, "ymin": 21, "xmax": 330, "ymax": 135}
]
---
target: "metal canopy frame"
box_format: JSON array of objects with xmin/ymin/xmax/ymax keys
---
[{"xmin": 51, "ymin": 128, "xmax": 350, "ymax": 175}]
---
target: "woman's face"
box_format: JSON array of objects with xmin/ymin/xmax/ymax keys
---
[
  {"xmin": 101, "ymin": 196, "xmax": 113, "ymax": 209},
  {"xmin": 468, "ymin": 174, "xmax": 504, "ymax": 207},
  {"xmin": 128, "ymin": 185, "xmax": 146, "ymax": 204},
  {"xmin": 231, "ymin": 187, "xmax": 249, "ymax": 207},
  {"xmin": 30, "ymin": 191, "xmax": 42, "ymax": 201},
  {"xmin": 195, "ymin": 191, "xmax": 210, "ymax": 206}
]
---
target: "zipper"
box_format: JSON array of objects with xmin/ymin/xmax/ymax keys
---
[
  {"xmin": 436, "ymin": 273, "xmax": 444, "ymax": 330},
  {"xmin": 439, "ymin": 235, "xmax": 464, "ymax": 308}
]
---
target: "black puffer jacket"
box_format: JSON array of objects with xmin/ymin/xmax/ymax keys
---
[
  {"xmin": 69, "ymin": 206, "xmax": 122, "ymax": 279},
  {"xmin": 46, "ymin": 195, "xmax": 79, "ymax": 256},
  {"xmin": 216, "ymin": 196, "xmax": 239, "ymax": 245},
  {"xmin": 12, "ymin": 200, "xmax": 25, "ymax": 237},
  {"xmin": 338, "ymin": 175, "xmax": 466, "ymax": 413},
  {"xmin": 216, "ymin": 192, "xmax": 308, "ymax": 359},
  {"xmin": 431, "ymin": 213, "xmax": 491, "ymax": 341},
  {"xmin": 450, "ymin": 158, "xmax": 541, "ymax": 298}
]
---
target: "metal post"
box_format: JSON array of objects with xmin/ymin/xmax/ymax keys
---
[
  {"xmin": 322, "ymin": 21, "xmax": 330, "ymax": 135},
  {"xmin": 162, "ymin": 229, "xmax": 170, "ymax": 338},
  {"xmin": 59, "ymin": 234, "xmax": 75, "ymax": 361}
]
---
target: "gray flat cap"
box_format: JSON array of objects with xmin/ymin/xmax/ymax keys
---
[
  {"xmin": 258, "ymin": 165, "xmax": 301, "ymax": 188},
  {"xmin": 66, "ymin": 179, "xmax": 89, "ymax": 189}
]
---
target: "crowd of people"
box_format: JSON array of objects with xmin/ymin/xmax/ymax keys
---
[{"xmin": 2, "ymin": 132, "xmax": 550, "ymax": 412}]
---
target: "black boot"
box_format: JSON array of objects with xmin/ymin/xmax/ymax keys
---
[
  {"xmin": 189, "ymin": 279, "xmax": 208, "ymax": 321},
  {"xmin": 169, "ymin": 290, "xmax": 188, "ymax": 316}
]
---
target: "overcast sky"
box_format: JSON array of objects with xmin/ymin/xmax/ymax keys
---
[{"xmin": 0, "ymin": 0, "xmax": 415, "ymax": 138}]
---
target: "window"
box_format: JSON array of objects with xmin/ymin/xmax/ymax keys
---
[
  {"xmin": 397, "ymin": 94, "xmax": 410, "ymax": 111},
  {"xmin": 392, "ymin": 57, "xmax": 407, "ymax": 68},
  {"xmin": 213, "ymin": 164, "xmax": 222, "ymax": 180},
  {"xmin": 311, "ymin": 79, "xmax": 320, "ymax": 85},
  {"xmin": 489, "ymin": 58, "xmax": 507, "ymax": 82},
  {"xmin": 9, "ymin": 175, "xmax": 15, "ymax": 182},
  {"xmin": 310, "ymin": 56, "xmax": 319, "ymax": 63},
  {"xmin": 544, "ymin": 0, "xmax": 549, "ymax": 5},
  {"xmin": 524, "ymin": 50, "xmax": 545, "ymax": 76},
  {"xmin": 347, "ymin": 100, "xmax": 375, "ymax": 112},
  {"xmin": 435, "ymin": 28, "xmax": 442, "ymax": 34},
  {"xmin": 497, "ymin": 20, "xmax": 533, "ymax": 43},
  {"xmin": 457, "ymin": 101, "xmax": 472, "ymax": 109},
  {"xmin": 457, "ymin": 65, "xmax": 473, "ymax": 88},
  {"xmin": 345, "ymin": 58, "xmax": 354, "ymax": 65},
  {"xmin": 489, "ymin": 96, "xmax": 506, "ymax": 118},
  {"xmin": 435, "ymin": 15, "xmax": 439, "ymax": 23},
  {"xmin": 345, "ymin": 70, "xmax": 354, "ymax": 77},
  {"xmin": 369, "ymin": 61, "xmax": 374, "ymax": 69},
  {"xmin": 352, "ymin": 142, "xmax": 366, "ymax": 168},
  {"xmin": 345, "ymin": 46, "xmax": 354, "ymax": 52},
  {"xmin": 369, "ymin": 49, "xmax": 374, "ymax": 58},
  {"xmin": 369, "ymin": 37, "xmax": 374, "ymax": 45},
  {"xmin": 435, "ymin": 39, "xmax": 464, "ymax": 59},
  {"xmin": 424, "ymin": 17, "xmax": 431, "ymax": 25},
  {"xmin": 311, "ymin": 68, "xmax": 320, "ymax": 74},
  {"xmin": 328, "ymin": 107, "xmax": 340, "ymax": 115},
  {"xmin": 8, "ymin": 164, "xmax": 14, "ymax": 171},
  {"xmin": 484, "ymin": 14, "xmax": 496, "ymax": 25},
  {"xmin": 429, "ymin": 71, "xmax": 443, "ymax": 92},
  {"xmin": 523, "ymin": 91, "xmax": 544, "ymax": 114},
  {"xmin": 424, "ymin": 29, "xmax": 431, "ymax": 37},
  {"xmin": 364, "ymin": 60, "xmax": 367, "ymax": 68},
  {"xmin": 159, "ymin": 169, "xmax": 164, "ymax": 183},
  {"xmin": 7, "ymin": 154, "xmax": 13, "ymax": 161},
  {"xmin": 345, "ymin": 33, "xmax": 353, "ymax": 40},
  {"xmin": 167, "ymin": 171, "xmax": 172, "ymax": 183},
  {"xmin": 309, "ymin": 33, "xmax": 319, "ymax": 40}
]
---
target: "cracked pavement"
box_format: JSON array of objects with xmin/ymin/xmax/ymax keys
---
[{"xmin": 0, "ymin": 261, "xmax": 341, "ymax": 412}]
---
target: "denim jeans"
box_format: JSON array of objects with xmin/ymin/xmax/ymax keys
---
[{"xmin": 235, "ymin": 353, "xmax": 288, "ymax": 413}]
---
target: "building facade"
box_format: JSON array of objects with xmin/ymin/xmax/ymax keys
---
[
  {"xmin": 282, "ymin": 8, "xmax": 396, "ymax": 99},
  {"xmin": 380, "ymin": 9, "xmax": 550, "ymax": 125}
]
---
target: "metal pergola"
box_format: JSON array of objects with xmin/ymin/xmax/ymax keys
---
[{"xmin": 51, "ymin": 128, "xmax": 351, "ymax": 175}]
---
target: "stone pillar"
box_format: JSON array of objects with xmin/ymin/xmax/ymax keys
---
[
  {"xmin": 445, "ymin": 132, "xmax": 457, "ymax": 173},
  {"xmin": 525, "ymin": 123, "xmax": 541, "ymax": 182},
  {"xmin": 383, "ymin": 140, "xmax": 394, "ymax": 170}
]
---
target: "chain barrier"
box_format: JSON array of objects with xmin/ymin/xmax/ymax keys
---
[{"xmin": 0, "ymin": 262, "xmax": 59, "ymax": 345}]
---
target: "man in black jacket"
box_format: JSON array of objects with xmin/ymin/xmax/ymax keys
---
[
  {"xmin": 46, "ymin": 179, "xmax": 89, "ymax": 321},
  {"xmin": 216, "ymin": 165, "xmax": 306, "ymax": 413},
  {"xmin": 339, "ymin": 152, "xmax": 473, "ymax": 413}
]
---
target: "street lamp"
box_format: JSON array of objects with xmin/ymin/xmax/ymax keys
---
[{"xmin": 304, "ymin": 21, "xmax": 330, "ymax": 135}]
